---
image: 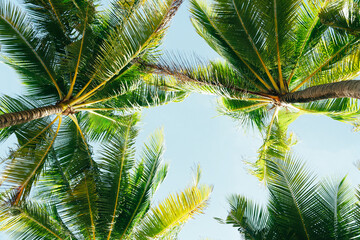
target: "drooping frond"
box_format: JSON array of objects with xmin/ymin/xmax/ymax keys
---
[
  {"xmin": 144, "ymin": 54, "xmax": 272, "ymax": 98},
  {"xmin": 75, "ymin": 111, "xmax": 134, "ymax": 142},
  {"xmin": 298, "ymin": 98, "xmax": 360, "ymax": 128},
  {"xmin": 31, "ymin": 118, "xmax": 100, "ymax": 239},
  {"xmin": 252, "ymin": 109, "xmax": 300, "ymax": 181},
  {"xmin": 52, "ymin": 116, "xmax": 97, "ymax": 183},
  {"xmin": 218, "ymin": 99, "xmax": 270, "ymax": 131},
  {"xmin": 97, "ymin": 82, "xmax": 187, "ymax": 113}
]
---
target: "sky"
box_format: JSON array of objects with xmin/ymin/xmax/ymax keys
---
[{"xmin": 1, "ymin": 1, "xmax": 360, "ymax": 240}]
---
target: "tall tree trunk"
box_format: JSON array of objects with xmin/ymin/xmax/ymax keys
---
[
  {"xmin": 0, "ymin": 104, "xmax": 63, "ymax": 129},
  {"xmin": 281, "ymin": 80, "xmax": 360, "ymax": 103}
]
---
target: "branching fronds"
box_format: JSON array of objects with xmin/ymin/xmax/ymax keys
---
[{"xmin": 0, "ymin": 120, "xmax": 211, "ymax": 240}]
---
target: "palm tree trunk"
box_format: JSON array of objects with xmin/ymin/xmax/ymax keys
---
[
  {"xmin": 0, "ymin": 104, "xmax": 63, "ymax": 129},
  {"xmin": 281, "ymin": 80, "xmax": 360, "ymax": 103}
]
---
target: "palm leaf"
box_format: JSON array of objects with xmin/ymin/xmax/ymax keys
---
[
  {"xmin": 75, "ymin": 0, "xmax": 182, "ymax": 100},
  {"xmin": 96, "ymin": 115, "xmax": 139, "ymax": 239},
  {"xmin": 319, "ymin": 0, "xmax": 360, "ymax": 35},
  {"xmin": 190, "ymin": 0, "xmax": 274, "ymax": 91},
  {"xmin": 251, "ymin": 109, "xmax": 300, "ymax": 181},
  {"xmin": 133, "ymin": 184, "xmax": 212, "ymax": 239},
  {"xmin": 114, "ymin": 129, "xmax": 166, "ymax": 239},
  {"xmin": 0, "ymin": 192, "xmax": 71, "ymax": 240},
  {"xmin": 218, "ymin": 99, "xmax": 270, "ymax": 131},
  {"xmin": 266, "ymin": 155, "xmax": 318, "ymax": 239},
  {"xmin": 0, "ymin": 116, "xmax": 60, "ymax": 202},
  {"xmin": 145, "ymin": 55, "xmax": 269, "ymax": 97},
  {"xmin": 298, "ymin": 98, "xmax": 360, "ymax": 128},
  {"xmin": 222, "ymin": 195, "xmax": 269, "ymax": 239},
  {"xmin": 0, "ymin": 0, "xmax": 62, "ymax": 97},
  {"xmin": 317, "ymin": 177, "xmax": 360, "ymax": 239}
]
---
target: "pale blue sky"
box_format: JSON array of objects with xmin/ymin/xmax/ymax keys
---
[{"xmin": 1, "ymin": 1, "xmax": 360, "ymax": 240}]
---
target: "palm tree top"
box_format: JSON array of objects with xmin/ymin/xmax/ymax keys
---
[
  {"xmin": 145, "ymin": 0, "xmax": 360, "ymax": 115},
  {"xmin": 0, "ymin": 0, "xmax": 185, "ymax": 127},
  {"xmin": 0, "ymin": 0, "xmax": 187, "ymax": 204},
  {"xmin": 220, "ymin": 153, "xmax": 360, "ymax": 240},
  {"xmin": 139, "ymin": 0, "xmax": 360, "ymax": 180}
]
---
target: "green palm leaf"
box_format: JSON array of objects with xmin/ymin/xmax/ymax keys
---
[
  {"xmin": 319, "ymin": 0, "xmax": 360, "ymax": 35},
  {"xmin": 96, "ymin": 114, "xmax": 139, "ymax": 239},
  {"xmin": 317, "ymin": 177, "xmax": 360, "ymax": 239},
  {"xmin": 133, "ymin": 184, "xmax": 212, "ymax": 239},
  {"xmin": 0, "ymin": 0, "xmax": 62, "ymax": 97},
  {"xmin": 0, "ymin": 192, "xmax": 71, "ymax": 240},
  {"xmin": 267, "ymin": 155, "xmax": 318, "ymax": 239},
  {"xmin": 222, "ymin": 195, "xmax": 269, "ymax": 239}
]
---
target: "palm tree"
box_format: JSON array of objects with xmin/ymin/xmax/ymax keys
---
[
  {"xmin": 0, "ymin": 0, "xmax": 185, "ymax": 129},
  {"xmin": 140, "ymin": 0, "xmax": 360, "ymax": 178},
  {"xmin": 0, "ymin": 115, "xmax": 212, "ymax": 239},
  {"xmin": 0, "ymin": 0, "xmax": 187, "ymax": 143},
  {"xmin": 146, "ymin": 0, "xmax": 360, "ymax": 120},
  {"xmin": 219, "ymin": 154, "xmax": 360, "ymax": 240},
  {"xmin": 0, "ymin": 0, "xmax": 186, "ymax": 200}
]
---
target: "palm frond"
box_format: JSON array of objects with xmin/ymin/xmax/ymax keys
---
[
  {"xmin": 319, "ymin": 0, "xmax": 360, "ymax": 35},
  {"xmin": 23, "ymin": 0, "xmax": 94, "ymax": 48},
  {"xmin": 0, "ymin": 192, "xmax": 71, "ymax": 240},
  {"xmin": 0, "ymin": 0, "xmax": 63, "ymax": 97},
  {"xmin": 110, "ymin": 83, "xmax": 187, "ymax": 110},
  {"xmin": 251, "ymin": 109, "xmax": 300, "ymax": 181},
  {"xmin": 317, "ymin": 177, "xmax": 360, "ymax": 239},
  {"xmin": 255, "ymin": 0, "xmax": 302, "ymax": 92},
  {"xmin": 266, "ymin": 154, "xmax": 318, "ymax": 239},
  {"xmin": 52, "ymin": 116, "xmax": 97, "ymax": 183},
  {"xmin": 298, "ymin": 98, "xmax": 360, "ymax": 128},
  {"xmin": 0, "ymin": 116, "xmax": 60, "ymax": 202},
  {"xmin": 114, "ymin": 129, "xmax": 166, "ymax": 239},
  {"xmin": 144, "ymin": 54, "xmax": 270, "ymax": 97},
  {"xmin": 133, "ymin": 184, "xmax": 212, "ymax": 239},
  {"xmin": 39, "ymin": 128, "xmax": 100, "ymax": 239},
  {"xmin": 225, "ymin": 154, "xmax": 360, "ymax": 239},
  {"xmin": 222, "ymin": 195, "xmax": 269, "ymax": 239},
  {"xmin": 190, "ymin": 0, "xmax": 274, "ymax": 92},
  {"xmin": 96, "ymin": 115, "xmax": 139, "ymax": 239},
  {"xmin": 287, "ymin": 0, "xmax": 330, "ymax": 86},
  {"xmin": 75, "ymin": 111, "xmax": 132, "ymax": 142},
  {"xmin": 218, "ymin": 99, "xmax": 270, "ymax": 131},
  {"xmin": 291, "ymin": 27, "xmax": 360, "ymax": 91},
  {"xmin": 75, "ymin": 0, "xmax": 182, "ymax": 101}
]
